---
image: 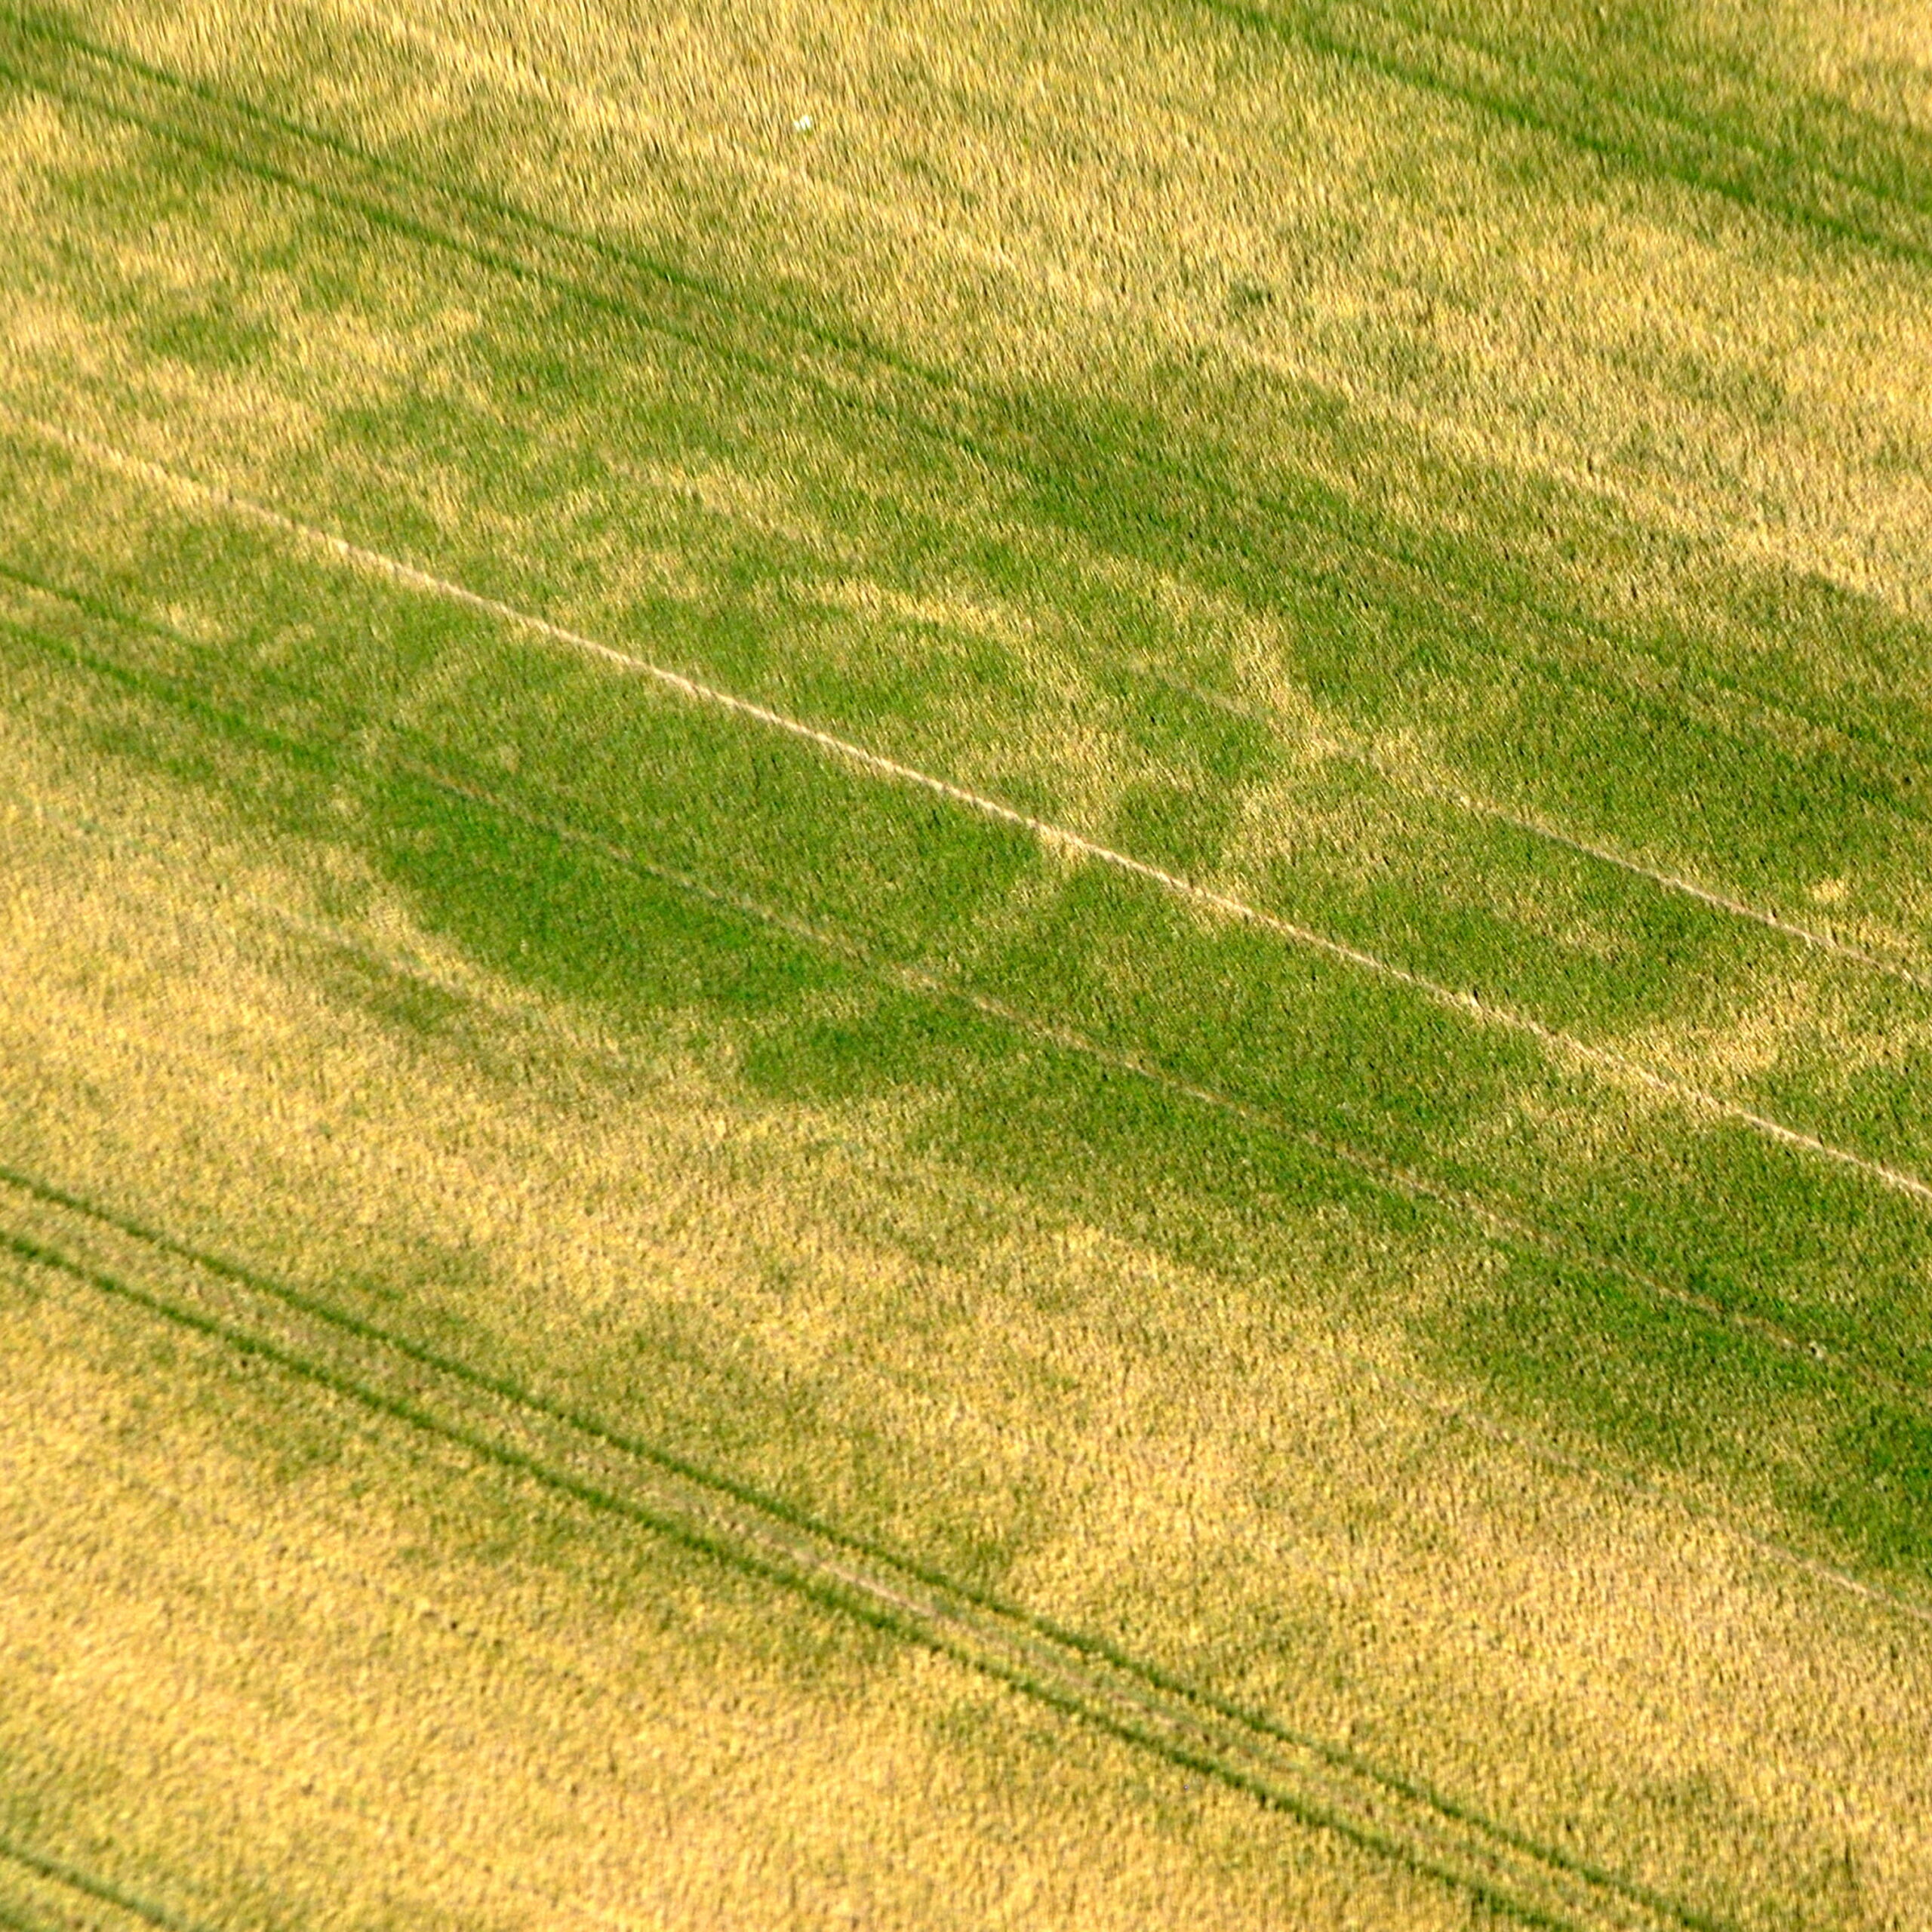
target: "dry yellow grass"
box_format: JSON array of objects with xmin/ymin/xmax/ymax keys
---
[{"xmin": 8, "ymin": 1260, "xmax": 1499, "ymax": 1932}]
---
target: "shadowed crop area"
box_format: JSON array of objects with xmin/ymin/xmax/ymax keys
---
[{"xmin": 2, "ymin": 2, "xmax": 1930, "ymax": 1927}]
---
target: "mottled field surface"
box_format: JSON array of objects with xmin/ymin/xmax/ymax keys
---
[{"xmin": 3, "ymin": 3, "xmax": 1931, "ymax": 1926}]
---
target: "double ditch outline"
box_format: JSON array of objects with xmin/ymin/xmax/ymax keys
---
[
  {"xmin": 0, "ymin": 23, "xmax": 1916, "ymax": 1909},
  {"xmin": 8, "ymin": 197, "xmax": 1932, "ymax": 1198},
  {"xmin": 14, "ymin": 734, "xmax": 1932, "ymax": 1678},
  {"xmin": 11, "ymin": 8, "xmax": 1932, "ymax": 1036},
  {"xmin": 6, "ymin": 5, "xmax": 1932, "ymax": 823},
  {"xmin": 4, "ymin": 622, "xmax": 1916, "ymax": 1916},
  {"xmin": 4, "ymin": 557, "xmax": 1928, "ymax": 1410},
  {"xmin": 4, "ymin": 60, "xmax": 1932, "ymax": 1491},
  {"xmin": 13, "ymin": 2, "xmax": 1932, "ymax": 980},
  {"xmin": 0, "ymin": 1169, "xmax": 1728, "ymax": 1932},
  {"xmin": 12, "ymin": 571, "xmax": 1932, "ymax": 1649}
]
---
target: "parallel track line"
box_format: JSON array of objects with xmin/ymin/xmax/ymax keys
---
[
  {"xmin": 9, "ymin": 771, "xmax": 1927, "ymax": 1634},
  {"xmin": 0, "ymin": 1198, "xmax": 1725, "ymax": 1932},
  {"xmin": 7, "ymin": 9, "xmax": 1930, "ymax": 804},
  {"xmin": 0, "ymin": 1841, "xmax": 204, "ymax": 1932},
  {"xmin": 8, "ymin": 564, "xmax": 1928, "ymax": 1409},
  {"xmin": 13, "ymin": 408, "xmax": 1929, "ymax": 1210},
  {"xmin": 1202, "ymin": 0, "xmax": 1932, "ymax": 268},
  {"xmin": 1137, "ymin": 663, "xmax": 1932, "ymax": 994},
  {"xmin": 1332, "ymin": 0, "xmax": 1932, "ymax": 222}
]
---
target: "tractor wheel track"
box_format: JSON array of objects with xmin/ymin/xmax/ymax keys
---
[
  {"xmin": 0, "ymin": 1164, "xmax": 1724, "ymax": 1932},
  {"xmin": 4, "ymin": 6, "xmax": 1930, "ymax": 811}
]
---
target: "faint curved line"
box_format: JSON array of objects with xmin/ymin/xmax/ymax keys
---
[
  {"xmin": 15, "ymin": 408, "xmax": 1929, "ymax": 1210},
  {"xmin": 7, "ymin": 775, "xmax": 1925, "ymax": 1631}
]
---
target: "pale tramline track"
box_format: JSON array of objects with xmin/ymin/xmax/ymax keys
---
[
  {"xmin": 11, "ymin": 12, "xmax": 1932, "ymax": 947},
  {"xmin": 18, "ymin": 483, "xmax": 1932, "ymax": 1004},
  {"xmin": 12, "ymin": 728, "xmax": 1932, "ymax": 1638},
  {"xmin": 405, "ymin": 764, "xmax": 1929, "ymax": 1411},
  {"xmin": 0, "ymin": 1175, "xmax": 1724, "ymax": 1932},
  {"xmin": 283, "ymin": 0, "xmax": 1932, "ymax": 1001},
  {"xmin": 11, "ymin": 11, "xmax": 1932, "ymax": 998},
  {"xmin": 8, "ymin": 449, "xmax": 1931, "ymax": 1407},
  {"xmin": 11, "ymin": 774, "xmax": 1928, "ymax": 1644},
  {"xmin": 13, "ymin": 408, "xmax": 1931, "ymax": 1213},
  {"xmin": 11, "ymin": 3, "xmax": 1932, "ymax": 909},
  {"xmin": 1130, "ymin": 663, "xmax": 1932, "ymax": 995},
  {"xmin": 220, "ymin": 0, "xmax": 1932, "ymax": 968},
  {"xmin": 4, "ymin": 552, "xmax": 1925, "ymax": 1411},
  {"xmin": 0, "ymin": 28, "xmax": 1912, "ymax": 1932}
]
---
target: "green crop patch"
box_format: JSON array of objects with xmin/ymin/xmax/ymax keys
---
[
  {"xmin": 7, "ymin": 555, "xmax": 1930, "ymax": 1589},
  {"xmin": 5, "ymin": 0, "xmax": 1932, "ymax": 1924}
]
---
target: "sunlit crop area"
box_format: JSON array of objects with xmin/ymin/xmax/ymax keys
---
[{"xmin": 3, "ymin": 3, "xmax": 1931, "ymax": 1926}]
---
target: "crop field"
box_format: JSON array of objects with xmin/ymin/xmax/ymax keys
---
[{"xmin": 3, "ymin": 1, "xmax": 1932, "ymax": 1926}]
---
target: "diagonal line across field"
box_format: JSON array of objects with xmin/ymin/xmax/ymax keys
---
[
  {"xmin": 11, "ymin": 745, "xmax": 1932, "ymax": 1638},
  {"xmin": 10, "ymin": 8, "xmax": 1932, "ymax": 1012},
  {"xmin": 13, "ymin": 0, "xmax": 1932, "ymax": 278},
  {"xmin": 10, "ymin": 742, "xmax": 1931, "ymax": 1626},
  {"xmin": 8, "ymin": 11, "xmax": 1932, "ymax": 838},
  {"xmin": 1205, "ymin": 1, "xmax": 1932, "ymax": 267},
  {"xmin": 0, "ymin": 1173, "xmax": 1726, "ymax": 1932},
  {"xmin": 3, "ymin": 8, "xmax": 1928, "ymax": 1921},
  {"xmin": 1130, "ymin": 662, "xmax": 1932, "ymax": 995},
  {"xmin": 5, "ymin": 547, "xmax": 1927, "ymax": 1410},
  {"xmin": 402, "ymin": 766, "xmax": 1932, "ymax": 1414},
  {"xmin": 0, "ymin": 1837, "xmax": 208, "ymax": 1932},
  {"xmin": 13, "ymin": 408, "xmax": 1930, "ymax": 1212}
]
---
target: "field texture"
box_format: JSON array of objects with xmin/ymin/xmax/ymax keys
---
[{"xmin": 3, "ymin": 2, "xmax": 1932, "ymax": 1926}]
